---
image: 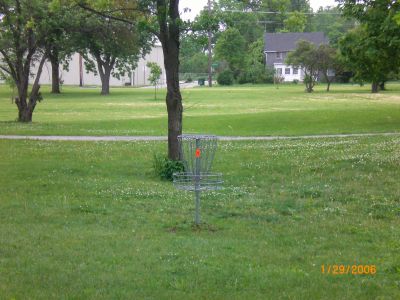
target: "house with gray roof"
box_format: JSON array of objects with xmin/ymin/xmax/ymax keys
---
[{"xmin": 264, "ymin": 32, "xmax": 328, "ymax": 82}]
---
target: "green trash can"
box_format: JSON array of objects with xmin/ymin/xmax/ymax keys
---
[{"xmin": 198, "ymin": 78, "xmax": 205, "ymax": 86}]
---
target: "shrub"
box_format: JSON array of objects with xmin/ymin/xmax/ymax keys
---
[
  {"xmin": 152, "ymin": 153, "xmax": 184, "ymax": 181},
  {"xmin": 217, "ymin": 69, "xmax": 234, "ymax": 85},
  {"xmin": 264, "ymin": 66, "xmax": 275, "ymax": 83},
  {"xmin": 293, "ymin": 79, "xmax": 299, "ymax": 84},
  {"xmin": 238, "ymin": 65, "xmax": 275, "ymax": 84},
  {"xmin": 237, "ymin": 72, "xmax": 249, "ymax": 84}
]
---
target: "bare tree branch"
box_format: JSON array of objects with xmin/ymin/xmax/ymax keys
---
[
  {"xmin": 0, "ymin": 49, "xmax": 17, "ymax": 81},
  {"xmin": 77, "ymin": 3, "xmax": 136, "ymax": 25},
  {"xmin": 77, "ymin": 2, "xmax": 160, "ymax": 39}
]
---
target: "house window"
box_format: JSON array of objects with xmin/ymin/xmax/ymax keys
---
[
  {"xmin": 293, "ymin": 68, "xmax": 299, "ymax": 75},
  {"xmin": 276, "ymin": 52, "xmax": 282, "ymax": 59},
  {"xmin": 276, "ymin": 68, "xmax": 282, "ymax": 75},
  {"xmin": 285, "ymin": 68, "xmax": 291, "ymax": 75}
]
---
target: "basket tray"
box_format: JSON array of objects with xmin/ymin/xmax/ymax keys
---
[{"xmin": 173, "ymin": 172, "xmax": 223, "ymax": 191}]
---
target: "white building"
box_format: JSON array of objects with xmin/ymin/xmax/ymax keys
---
[{"xmin": 38, "ymin": 44, "xmax": 166, "ymax": 87}]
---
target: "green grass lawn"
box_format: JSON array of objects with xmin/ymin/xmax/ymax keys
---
[
  {"xmin": 0, "ymin": 137, "xmax": 399, "ymax": 298},
  {"xmin": 0, "ymin": 83, "xmax": 400, "ymax": 136}
]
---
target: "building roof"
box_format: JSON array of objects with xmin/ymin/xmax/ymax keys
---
[{"xmin": 264, "ymin": 32, "xmax": 328, "ymax": 52}]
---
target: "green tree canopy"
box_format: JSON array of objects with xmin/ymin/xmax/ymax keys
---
[
  {"xmin": 214, "ymin": 27, "xmax": 246, "ymax": 77},
  {"xmin": 146, "ymin": 62, "xmax": 162, "ymax": 100},
  {"xmin": 75, "ymin": 0, "xmax": 152, "ymax": 95},
  {"xmin": 311, "ymin": 6, "xmax": 355, "ymax": 47},
  {"xmin": 286, "ymin": 40, "xmax": 319, "ymax": 92},
  {"xmin": 338, "ymin": 0, "xmax": 400, "ymax": 92},
  {"xmin": 282, "ymin": 11, "xmax": 307, "ymax": 32},
  {"xmin": 0, "ymin": 0, "xmax": 51, "ymax": 122}
]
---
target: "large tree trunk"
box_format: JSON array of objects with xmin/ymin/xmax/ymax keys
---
[
  {"xmin": 50, "ymin": 50, "xmax": 61, "ymax": 94},
  {"xmin": 371, "ymin": 81, "xmax": 379, "ymax": 93},
  {"xmin": 305, "ymin": 80, "xmax": 313, "ymax": 93},
  {"xmin": 95, "ymin": 54, "xmax": 114, "ymax": 96},
  {"xmin": 324, "ymin": 72, "xmax": 331, "ymax": 92},
  {"xmin": 15, "ymin": 54, "xmax": 47, "ymax": 122},
  {"xmin": 15, "ymin": 90, "xmax": 31, "ymax": 122},
  {"xmin": 157, "ymin": 0, "xmax": 183, "ymax": 160},
  {"xmin": 100, "ymin": 68, "xmax": 111, "ymax": 95},
  {"xmin": 165, "ymin": 52, "xmax": 183, "ymax": 161}
]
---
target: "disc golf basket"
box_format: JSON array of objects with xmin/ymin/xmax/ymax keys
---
[{"xmin": 173, "ymin": 134, "xmax": 223, "ymax": 225}]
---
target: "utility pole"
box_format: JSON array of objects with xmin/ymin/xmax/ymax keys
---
[
  {"xmin": 79, "ymin": 54, "xmax": 83, "ymax": 87},
  {"xmin": 207, "ymin": 0, "xmax": 212, "ymax": 87}
]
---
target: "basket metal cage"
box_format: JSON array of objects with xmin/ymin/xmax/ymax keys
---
[{"xmin": 172, "ymin": 134, "xmax": 223, "ymax": 224}]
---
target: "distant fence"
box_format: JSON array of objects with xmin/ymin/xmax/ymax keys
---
[{"xmin": 179, "ymin": 73, "xmax": 213, "ymax": 82}]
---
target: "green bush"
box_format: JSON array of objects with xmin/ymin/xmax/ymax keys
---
[
  {"xmin": 217, "ymin": 70, "xmax": 234, "ymax": 85},
  {"xmin": 152, "ymin": 153, "xmax": 184, "ymax": 181},
  {"xmin": 238, "ymin": 65, "xmax": 275, "ymax": 84}
]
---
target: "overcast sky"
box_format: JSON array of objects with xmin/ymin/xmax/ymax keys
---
[{"xmin": 180, "ymin": 0, "xmax": 338, "ymax": 20}]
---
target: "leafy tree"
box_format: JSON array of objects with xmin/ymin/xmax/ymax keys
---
[
  {"xmin": 180, "ymin": 53, "xmax": 208, "ymax": 74},
  {"xmin": 146, "ymin": 62, "xmax": 162, "ymax": 100},
  {"xmin": 214, "ymin": 27, "xmax": 246, "ymax": 78},
  {"xmin": 338, "ymin": 0, "xmax": 400, "ymax": 92},
  {"xmin": 316, "ymin": 44, "xmax": 338, "ymax": 92},
  {"xmin": 255, "ymin": 0, "xmax": 313, "ymax": 32},
  {"xmin": 395, "ymin": 12, "xmax": 400, "ymax": 25},
  {"xmin": 41, "ymin": 1, "xmax": 77, "ymax": 94},
  {"xmin": 311, "ymin": 6, "xmax": 356, "ymax": 47},
  {"xmin": 218, "ymin": 7, "xmax": 263, "ymax": 45},
  {"xmin": 286, "ymin": 40, "xmax": 319, "ymax": 92},
  {"xmin": 282, "ymin": 11, "xmax": 307, "ymax": 32},
  {"xmin": 76, "ymin": 2, "xmax": 150, "ymax": 95},
  {"xmin": 0, "ymin": 0, "xmax": 50, "ymax": 122},
  {"xmin": 180, "ymin": 34, "xmax": 209, "ymax": 74},
  {"xmin": 339, "ymin": 27, "xmax": 389, "ymax": 93},
  {"xmin": 239, "ymin": 38, "xmax": 274, "ymax": 84},
  {"xmin": 286, "ymin": 40, "xmax": 343, "ymax": 92},
  {"xmin": 190, "ymin": 2, "xmax": 221, "ymax": 86}
]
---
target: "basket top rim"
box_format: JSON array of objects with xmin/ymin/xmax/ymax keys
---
[
  {"xmin": 178, "ymin": 134, "xmax": 218, "ymax": 140},
  {"xmin": 173, "ymin": 172, "xmax": 222, "ymax": 176}
]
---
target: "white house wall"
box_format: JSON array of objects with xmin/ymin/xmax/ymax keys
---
[
  {"xmin": 34, "ymin": 45, "xmax": 166, "ymax": 87},
  {"xmin": 273, "ymin": 63, "xmax": 304, "ymax": 82}
]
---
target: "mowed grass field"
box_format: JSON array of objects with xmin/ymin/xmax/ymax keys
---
[
  {"xmin": 0, "ymin": 137, "xmax": 399, "ymax": 298},
  {"xmin": 0, "ymin": 82, "xmax": 400, "ymax": 136},
  {"xmin": 0, "ymin": 83, "xmax": 399, "ymax": 298}
]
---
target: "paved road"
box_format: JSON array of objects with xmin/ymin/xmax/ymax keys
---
[{"xmin": 0, "ymin": 132, "xmax": 399, "ymax": 142}]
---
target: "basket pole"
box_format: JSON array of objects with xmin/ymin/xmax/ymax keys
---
[{"xmin": 195, "ymin": 138, "xmax": 201, "ymax": 225}]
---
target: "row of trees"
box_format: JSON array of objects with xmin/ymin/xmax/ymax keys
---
[
  {"xmin": 0, "ymin": 0, "xmax": 152, "ymax": 121},
  {"xmin": 182, "ymin": 0, "xmax": 400, "ymax": 93},
  {"xmin": 287, "ymin": 0, "xmax": 400, "ymax": 93},
  {"xmin": 180, "ymin": 0, "xmax": 354, "ymax": 85},
  {"xmin": 0, "ymin": 0, "xmax": 183, "ymax": 160}
]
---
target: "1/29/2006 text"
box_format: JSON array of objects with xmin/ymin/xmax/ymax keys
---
[{"xmin": 321, "ymin": 264, "xmax": 376, "ymax": 275}]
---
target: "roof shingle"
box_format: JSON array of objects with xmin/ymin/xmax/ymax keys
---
[{"xmin": 264, "ymin": 32, "xmax": 328, "ymax": 52}]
